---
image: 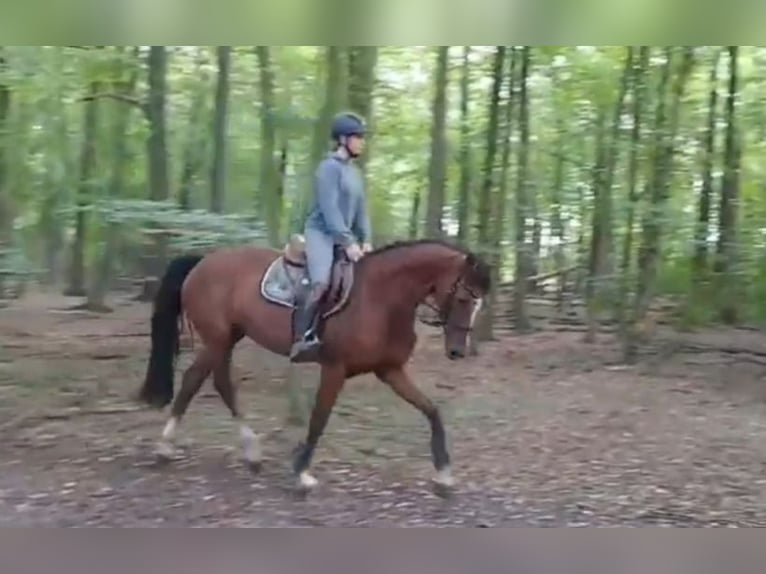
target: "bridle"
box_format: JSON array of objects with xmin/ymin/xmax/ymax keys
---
[{"xmin": 420, "ymin": 274, "xmax": 482, "ymax": 334}]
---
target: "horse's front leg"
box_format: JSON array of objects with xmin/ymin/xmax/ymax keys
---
[
  {"xmin": 292, "ymin": 363, "xmax": 346, "ymax": 492},
  {"xmin": 375, "ymin": 366, "xmax": 454, "ymax": 496}
]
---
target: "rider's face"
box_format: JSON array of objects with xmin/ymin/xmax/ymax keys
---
[{"xmin": 346, "ymin": 134, "xmax": 365, "ymax": 156}]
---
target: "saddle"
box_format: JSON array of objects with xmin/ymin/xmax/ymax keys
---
[{"xmin": 260, "ymin": 234, "xmax": 355, "ymax": 320}]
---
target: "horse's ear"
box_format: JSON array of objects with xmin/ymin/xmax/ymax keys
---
[{"xmin": 464, "ymin": 252, "xmax": 478, "ymax": 269}]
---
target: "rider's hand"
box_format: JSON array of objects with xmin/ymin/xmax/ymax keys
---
[
  {"xmin": 345, "ymin": 243, "xmax": 363, "ymax": 262},
  {"xmin": 362, "ymin": 242, "xmax": 373, "ymax": 254}
]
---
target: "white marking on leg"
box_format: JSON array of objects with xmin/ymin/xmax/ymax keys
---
[
  {"xmin": 432, "ymin": 466, "xmax": 455, "ymax": 488},
  {"xmin": 162, "ymin": 417, "xmax": 177, "ymax": 441},
  {"xmin": 239, "ymin": 424, "xmax": 262, "ymax": 464},
  {"xmin": 467, "ymin": 298, "xmax": 483, "ymax": 350},
  {"xmin": 469, "ymin": 297, "xmax": 483, "ymax": 328},
  {"xmin": 298, "ymin": 471, "xmax": 318, "ymax": 490},
  {"xmin": 156, "ymin": 417, "xmax": 177, "ymax": 458}
]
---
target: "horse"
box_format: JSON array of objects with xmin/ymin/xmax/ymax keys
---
[{"xmin": 137, "ymin": 236, "xmax": 491, "ymax": 495}]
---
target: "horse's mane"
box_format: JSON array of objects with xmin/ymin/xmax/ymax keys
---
[
  {"xmin": 365, "ymin": 238, "xmax": 491, "ymax": 292},
  {"xmin": 367, "ymin": 238, "xmax": 471, "ymax": 258}
]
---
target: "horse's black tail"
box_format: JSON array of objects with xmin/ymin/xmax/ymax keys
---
[{"xmin": 138, "ymin": 254, "xmax": 204, "ymax": 408}]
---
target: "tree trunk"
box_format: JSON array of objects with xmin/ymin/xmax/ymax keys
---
[
  {"xmin": 616, "ymin": 46, "xmax": 649, "ymax": 332},
  {"xmin": 0, "ymin": 51, "xmax": 10, "ymax": 250},
  {"xmin": 624, "ymin": 47, "xmax": 695, "ymax": 362},
  {"xmin": 40, "ymin": 82, "xmax": 68, "ymax": 285},
  {"xmin": 692, "ymin": 49, "xmax": 721, "ymax": 279},
  {"xmin": 255, "ymin": 46, "xmax": 280, "ymax": 245},
  {"xmin": 209, "ymin": 46, "xmax": 231, "ymax": 214},
  {"xmin": 309, "ymin": 47, "xmax": 347, "ymax": 172},
  {"xmin": 456, "ymin": 46, "xmax": 472, "ymax": 244},
  {"xmin": 66, "ymin": 78, "xmax": 101, "ymax": 297},
  {"xmin": 177, "ymin": 48, "xmax": 211, "ymax": 210},
  {"xmin": 425, "ymin": 46, "xmax": 449, "ymax": 238},
  {"xmin": 715, "ymin": 46, "xmax": 742, "ymax": 324},
  {"xmin": 87, "ymin": 47, "xmax": 139, "ymax": 311},
  {"xmin": 0, "ymin": 51, "xmax": 9, "ymax": 299},
  {"xmin": 512, "ymin": 46, "xmax": 532, "ymax": 333},
  {"xmin": 549, "ymin": 64, "xmax": 567, "ymax": 311},
  {"xmin": 474, "ymin": 45, "xmax": 507, "ymax": 342},
  {"xmin": 476, "ymin": 46, "xmax": 506, "ymax": 257},
  {"xmin": 145, "ymin": 46, "xmax": 170, "ymax": 279},
  {"xmin": 347, "ymin": 47, "xmax": 378, "ymax": 174},
  {"xmin": 482, "ymin": 47, "xmax": 517, "ymax": 348},
  {"xmin": 147, "ymin": 46, "xmax": 169, "ymax": 202},
  {"xmin": 585, "ymin": 47, "xmax": 633, "ymax": 342}
]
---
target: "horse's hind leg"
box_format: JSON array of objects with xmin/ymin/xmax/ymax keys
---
[
  {"xmin": 212, "ymin": 331, "xmax": 262, "ymax": 471},
  {"xmin": 155, "ymin": 345, "xmax": 217, "ymax": 460}
]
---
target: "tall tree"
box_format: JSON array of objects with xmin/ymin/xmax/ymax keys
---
[
  {"xmin": 692, "ymin": 49, "xmax": 722, "ymax": 279},
  {"xmin": 147, "ymin": 46, "xmax": 169, "ymax": 202},
  {"xmin": 87, "ymin": 47, "xmax": 140, "ymax": 311},
  {"xmin": 585, "ymin": 47, "xmax": 634, "ymax": 341},
  {"xmin": 476, "ymin": 46, "xmax": 506, "ymax": 257},
  {"xmin": 144, "ymin": 46, "xmax": 170, "ymax": 280},
  {"xmin": 177, "ymin": 48, "xmax": 211, "ymax": 210},
  {"xmin": 715, "ymin": 46, "xmax": 742, "ymax": 324},
  {"xmin": 347, "ymin": 46, "xmax": 378, "ymax": 173},
  {"xmin": 483, "ymin": 47, "xmax": 517, "ymax": 342},
  {"xmin": 616, "ymin": 46, "xmax": 650, "ymax": 330},
  {"xmin": 209, "ymin": 46, "xmax": 231, "ymax": 214},
  {"xmin": 425, "ymin": 46, "xmax": 449, "ymax": 238},
  {"xmin": 0, "ymin": 50, "xmax": 10, "ymax": 249},
  {"xmin": 255, "ymin": 46, "xmax": 280, "ymax": 245},
  {"xmin": 512, "ymin": 46, "xmax": 532, "ymax": 333},
  {"xmin": 456, "ymin": 46, "xmax": 473, "ymax": 244},
  {"xmin": 66, "ymin": 76, "xmax": 101, "ymax": 296},
  {"xmin": 625, "ymin": 47, "xmax": 695, "ymax": 361},
  {"xmin": 474, "ymin": 45, "xmax": 507, "ymax": 341}
]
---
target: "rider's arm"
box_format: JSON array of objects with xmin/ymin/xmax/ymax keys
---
[
  {"xmin": 353, "ymin": 189, "xmax": 372, "ymax": 245},
  {"xmin": 315, "ymin": 160, "xmax": 356, "ymax": 247}
]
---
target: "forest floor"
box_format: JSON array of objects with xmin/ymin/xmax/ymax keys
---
[{"xmin": 2, "ymin": 290, "xmax": 766, "ymax": 527}]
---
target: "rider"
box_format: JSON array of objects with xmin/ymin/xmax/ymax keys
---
[{"xmin": 289, "ymin": 111, "xmax": 373, "ymax": 362}]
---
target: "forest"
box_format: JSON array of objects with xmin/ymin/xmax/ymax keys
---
[{"xmin": 1, "ymin": 46, "xmax": 765, "ymax": 527}]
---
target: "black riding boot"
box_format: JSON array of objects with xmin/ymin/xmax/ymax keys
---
[{"xmin": 289, "ymin": 283, "xmax": 325, "ymax": 363}]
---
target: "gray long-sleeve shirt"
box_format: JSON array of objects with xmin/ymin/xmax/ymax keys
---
[{"xmin": 304, "ymin": 152, "xmax": 371, "ymax": 247}]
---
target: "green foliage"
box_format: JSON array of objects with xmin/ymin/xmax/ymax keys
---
[
  {"xmin": 98, "ymin": 199, "xmax": 269, "ymax": 251},
  {"xmin": 2, "ymin": 45, "xmax": 766, "ymax": 332}
]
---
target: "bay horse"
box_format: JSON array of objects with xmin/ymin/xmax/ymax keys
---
[{"xmin": 137, "ymin": 236, "xmax": 490, "ymax": 495}]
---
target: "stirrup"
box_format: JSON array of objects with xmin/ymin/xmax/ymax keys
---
[{"xmin": 289, "ymin": 337, "xmax": 322, "ymax": 363}]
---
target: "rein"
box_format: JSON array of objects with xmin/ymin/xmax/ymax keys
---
[{"xmin": 420, "ymin": 274, "xmax": 481, "ymax": 333}]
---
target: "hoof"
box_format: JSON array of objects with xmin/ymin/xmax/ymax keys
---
[
  {"xmin": 295, "ymin": 471, "xmax": 318, "ymax": 493},
  {"xmin": 155, "ymin": 441, "xmax": 175, "ymax": 463},
  {"xmin": 240, "ymin": 426, "xmax": 262, "ymax": 473},
  {"xmin": 432, "ymin": 480, "xmax": 455, "ymax": 499},
  {"xmin": 431, "ymin": 467, "xmax": 456, "ymax": 498},
  {"xmin": 245, "ymin": 459, "xmax": 263, "ymax": 474}
]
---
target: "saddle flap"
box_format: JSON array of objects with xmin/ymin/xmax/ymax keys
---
[{"xmin": 259, "ymin": 249, "xmax": 355, "ymax": 321}]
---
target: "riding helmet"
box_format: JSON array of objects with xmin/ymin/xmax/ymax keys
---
[{"xmin": 330, "ymin": 112, "xmax": 366, "ymax": 141}]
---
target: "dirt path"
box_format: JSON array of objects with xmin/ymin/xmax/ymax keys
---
[{"xmin": 1, "ymin": 292, "xmax": 766, "ymax": 526}]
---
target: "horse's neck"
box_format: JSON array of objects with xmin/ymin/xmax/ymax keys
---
[{"xmin": 365, "ymin": 247, "xmax": 456, "ymax": 307}]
